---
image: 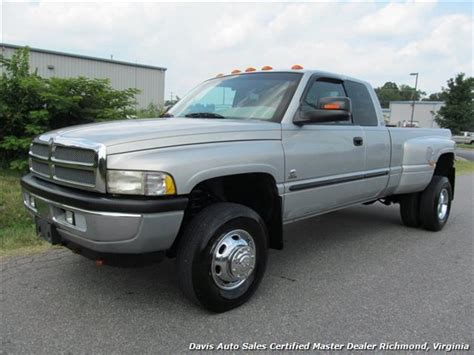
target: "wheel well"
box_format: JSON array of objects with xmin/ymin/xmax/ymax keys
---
[
  {"xmin": 168, "ymin": 173, "xmax": 283, "ymax": 256},
  {"xmin": 435, "ymin": 153, "xmax": 455, "ymax": 197}
]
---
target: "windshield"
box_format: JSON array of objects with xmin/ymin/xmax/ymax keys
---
[{"xmin": 168, "ymin": 72, "xmax": 303, "ymax": 122}]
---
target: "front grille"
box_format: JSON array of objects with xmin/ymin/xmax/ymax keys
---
[
  {"xmin": 29, "ymin": 139, "xmax": 105, "ymax": 192},
  {"xmin": 31, "ymin": 160, "xmax": 50, "ymax": 176},
  {"xmin": 54, "ymin": 146, "xmax": 95, "ymax": 165},
  {"xmin": 30, "ymin": 144, "xmax": 49, "ymax": 158},
  {"xmin": 54, "ymin": 166, "xmax": 96, "ymax": 186}
]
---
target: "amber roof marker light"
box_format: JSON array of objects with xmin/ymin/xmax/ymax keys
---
[
  {"xmin": 245, "ymin": 67, "xmax": 256, "ymax": 72},
  {"xmin": 291, "ymin": 64, "xmax": 304, "ymax": 70},
  {"xmin": 231, "ymin": 69, "xmax": 241, "ymax": 74},
  {"xmin": 261, "ymin": 65, "xmax": 273, "ymax": 71},
  {"xmin": 216, "ymin": 73, "xmax": 224, "ymax": 78}
]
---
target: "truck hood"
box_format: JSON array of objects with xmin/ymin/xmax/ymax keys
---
[{"xmin": 38, "ymin": 118, "xmax": 282, "ymax": 155}]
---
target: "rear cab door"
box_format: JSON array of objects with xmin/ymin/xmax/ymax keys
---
[{"xmin": 343, "ymin": 80, "xmax": 391, "ymax": 199}]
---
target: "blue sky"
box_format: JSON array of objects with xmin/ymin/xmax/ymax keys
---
[{"xmin": 1, "ymin": 1, "xmax": 472, "ymax": 99}]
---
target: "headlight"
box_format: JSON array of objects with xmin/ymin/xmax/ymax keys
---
[{"xmin": 107, "ymin": 170, "xmax": 176, "ymax": 196}]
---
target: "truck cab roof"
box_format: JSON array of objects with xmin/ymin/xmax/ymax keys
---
[{"xmin": 213, "ymin": 68, "xmax": 371, "ymax": 87}]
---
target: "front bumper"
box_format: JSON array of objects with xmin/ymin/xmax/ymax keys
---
[{"xmin": 21, "ymin": 174, "xmax": 187, "ymax": 254}]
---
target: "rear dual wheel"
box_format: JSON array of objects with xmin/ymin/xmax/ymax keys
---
[
  {"xmin": 419, "ymin": 176, "xmax": 452, "ymax": 231},
  {"xmin": 399, "ymin": 192, "xmax": 421, "ymax": 228},
  {"xmin": 400, "ymin": 175, "xmax": 452, "ymax": 231}
]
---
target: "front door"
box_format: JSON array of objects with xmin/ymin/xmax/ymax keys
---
[{"xmin": 282, "ymin": 77, "xmax": 367, "ymax": 221}]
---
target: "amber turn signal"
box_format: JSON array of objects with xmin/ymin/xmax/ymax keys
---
[{"xmin": 323, "ymin": 103, "xmax": 341, "ymax": 110}]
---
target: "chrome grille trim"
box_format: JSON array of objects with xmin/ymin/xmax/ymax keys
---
[{"xmin": 29, "ymin": 137, "xmax": 106, "ymax": 193}]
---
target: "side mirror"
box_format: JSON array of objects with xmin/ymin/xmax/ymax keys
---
[{"xmin": 294, "ymin": 97, "xmax": 352, "ymax": 125}]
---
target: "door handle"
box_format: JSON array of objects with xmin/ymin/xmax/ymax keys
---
[{"xmin": 353, "ymin": 137, "xmax": 363, "ymax": 146}]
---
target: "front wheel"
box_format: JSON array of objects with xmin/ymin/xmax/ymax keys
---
[
  {"xmin": 419, "ymin": 176, "xmax": 452, "ymax": 231},
  {"xmin": 177, "ymin": 203, "xmax": 268, "ymax": 312}
]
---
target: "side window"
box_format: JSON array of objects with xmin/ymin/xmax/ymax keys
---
[
  {"xmin": 344, "ymin": 81, "xmax": 378, "ymax": 126},
  {"xmin": 302, "ymin": 79, "xmax": 346, "ymax": 109},
  {"xmin": 300, "ymin": 79, "xmax": 347, "ymax": 124}
]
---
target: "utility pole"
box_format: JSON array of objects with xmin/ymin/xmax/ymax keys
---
[{"xmin": 410, "ymin": 72, "xmax": 419, "ymax": 126}]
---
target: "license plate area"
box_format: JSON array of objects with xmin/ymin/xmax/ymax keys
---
[{"xmin": 35, "ymin": 217, "xmax": 61, "ymax": 245}]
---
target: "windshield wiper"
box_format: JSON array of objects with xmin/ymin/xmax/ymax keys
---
[
  {"xmin": 160, "ymin": 112, "xmax": 174, "ymax": 118},
  {"xmin": 184, "ymin": 112, "xmax": 225, "ymax": 119}
]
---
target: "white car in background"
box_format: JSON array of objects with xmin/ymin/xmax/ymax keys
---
[{"xmin": 453, "ymin": 132, "xmax": 474, "ymax": 145}]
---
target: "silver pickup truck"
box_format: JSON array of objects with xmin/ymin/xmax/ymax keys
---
[{"xmin": 22, "ymin": 68, "xmax": 455, "ymax": 312}]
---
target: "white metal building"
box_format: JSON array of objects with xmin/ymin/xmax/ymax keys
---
[
  {"xmin": 381, "ymin": 108, "xmax": 391, "ymax": 124},
  {"xmin": 1, "ymin": 43, "xmax": 166, "ymax": 108},
  {"xmin": 388, "ymin": 101, "xmax": 445, "ymax": 128}
]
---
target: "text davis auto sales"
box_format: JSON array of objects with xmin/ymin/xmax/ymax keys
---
[{"xmin": 188, "ymin": 342, "xmax": 470, "ymax": 352}]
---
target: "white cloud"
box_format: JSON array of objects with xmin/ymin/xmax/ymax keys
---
[
  {"xmin": 1, "ymin": 1, "xmax": 472, "ymax": 98},
  {"xmin": 356, "ymin": 1, "xmax": 436, "ymax": 36},
  {"xmin": 0, "ymin": 3, "xmax": 3, "ymax": 43},
  {"xmin": 400, "ymin": 14, "xmax": 472, "ymax": 57}
]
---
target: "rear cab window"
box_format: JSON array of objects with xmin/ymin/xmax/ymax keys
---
[{"xmin": 344, "ymin": 80, "xmax": 379, "ymax": 126}]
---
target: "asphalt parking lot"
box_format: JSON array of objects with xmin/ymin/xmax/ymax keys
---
[{"xmin": 1, "ymin": 174, "xmax": 472, "ymax": 354}]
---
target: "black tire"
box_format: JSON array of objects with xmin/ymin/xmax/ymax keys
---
[
  {"xmin": 177, "ymin": 202, "xmax": 268, "ymax": 312},
  {"xmin": 419, "ymin": 175, "xmax": 452, "ymax": 231},
  {"xmin": 399, "ymin": 193, "xmax": 421, "ymax": 228}
]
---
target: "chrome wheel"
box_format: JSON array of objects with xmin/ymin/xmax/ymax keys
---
[
  {"xmin": 437, "ymin": 188, "xmax": 449, "ymax": 220},
  {"xmin": 211, "ymin": 229, "xmax": 256, "ymax": 290}
]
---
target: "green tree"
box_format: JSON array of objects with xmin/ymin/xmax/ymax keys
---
[
  {"xmin": 374, "ymin": 82, "xmax": 398, "ymax": 108},
  {"xmin": 375, "ymin": 82, "xmax": 425, "ymax": 108},
  {"xmin": 0, "ymin": 47, "xmax": 49, "ymax": 169},
  {"xmin": 398, "ymin": 84, "xmax": 426, "ymax": 101},
  {"xmin": 0, "ymin": 47, "xmax": 139, "ymax": 170},
  {"xmin": 44, "ymin": 76, "xmax": 138, "ymax": 128},
  {"xmin": 165, "ymin": 96, "xmax": 180, "ymax": 107},
  {"xmin": 136, "ymin": 102, "xmax": 165, "ymax": 118},
  {"xmin": 435, "ymin": 73, "xmax": 474, "ymax": 133},
  {"xmin": 422, "ymin": 92, "xmax": 447, "ymax": 101}
]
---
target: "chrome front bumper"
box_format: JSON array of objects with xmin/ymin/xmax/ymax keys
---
[{"xmin": 21, "ymin": 174, "xmax": 186, "ymax": 254}]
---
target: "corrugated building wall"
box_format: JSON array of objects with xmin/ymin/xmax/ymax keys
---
[{"xmin": 1, "ymin": 43, "xmax": 166, "ymax": 109}]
